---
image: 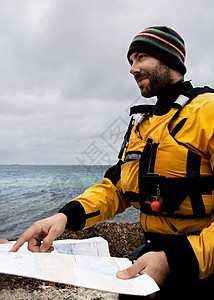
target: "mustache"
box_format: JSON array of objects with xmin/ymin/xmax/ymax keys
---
[{"xmin": 134, "ymin": 72, "xmax": 149, "ymax": 82}]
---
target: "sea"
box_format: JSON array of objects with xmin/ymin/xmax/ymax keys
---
[{"xmin": 0, "ymin": 164, "xmax": 140, "ymax": 240}]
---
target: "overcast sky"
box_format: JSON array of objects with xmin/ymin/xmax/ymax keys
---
[{"xmin": 0, "ymin": 0, "xmax": 213, "ymax": 165}]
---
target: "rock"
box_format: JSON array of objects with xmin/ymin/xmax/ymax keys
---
[
  {"xmin": 0, "ymin": 286, "xmax": 118, "ymax": 300},
  {"xmin": 0, "ymin": 222, "xmax": 145, "ymax": 300},
  {"xmin": 58, "ymin": 222, "xmax": 145, "ymax": 257}
]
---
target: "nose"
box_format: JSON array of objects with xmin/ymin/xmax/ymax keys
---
[{"xmin": 130, "ymin": 62, "xmax": 141, "ymax": 75}]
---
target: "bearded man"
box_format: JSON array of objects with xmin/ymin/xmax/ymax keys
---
[{"xmin": 11, "ymin": 26, "xmax": 214, "ymax": 300}]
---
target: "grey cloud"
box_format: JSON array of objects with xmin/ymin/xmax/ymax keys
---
[{"xmin": 0, "ymin": 0, "xmax": 214, "ymax": 164}]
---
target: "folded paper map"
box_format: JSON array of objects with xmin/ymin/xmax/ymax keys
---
[{"xmin": 0, "ymin": 237, "xmax": 159, "ymax": 296}]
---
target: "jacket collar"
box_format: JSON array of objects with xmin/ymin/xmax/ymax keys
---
[
  {"xmin": 154, "ymin": 80, "xmax": 193, "ymax": 115},
  {"xmin": 129, "ymin": 80, "xmax": 193, "ymax": 117}
]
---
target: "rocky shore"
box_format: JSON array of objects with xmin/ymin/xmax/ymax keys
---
[{"xmin": 0, "ymin": 222, "xmax": 145, "ymax": 300}]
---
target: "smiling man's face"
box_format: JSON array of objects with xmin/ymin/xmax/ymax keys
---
[{"xmin": 129, "ymin": 52, "xmax": 174, "ymax": 98}]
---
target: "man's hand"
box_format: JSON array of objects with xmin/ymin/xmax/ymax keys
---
[
  {"xmin": 116, "ymin": 251, "xmax": 170, "ymax": 287},
  {"xmin": 10, "ymin": 213, "xmax": 67, "ymax": 253}
]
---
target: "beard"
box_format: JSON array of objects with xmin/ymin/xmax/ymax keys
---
[{"xmin": 136, "ymin": 61, "xmax": 174, "ymax": 98}]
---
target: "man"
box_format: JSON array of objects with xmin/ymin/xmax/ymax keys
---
[{"xmin": 11, "ymin": 26, "xmax": 214, "ymax": 299}]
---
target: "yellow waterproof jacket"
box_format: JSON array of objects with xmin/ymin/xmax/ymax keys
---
[{"xmin": 60, "ymin": 87, "xmax": 214, "ymax": 279}]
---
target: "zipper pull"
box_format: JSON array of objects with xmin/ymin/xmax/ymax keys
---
[{"xmin": 151, "ymin": 184, "xmax": 162, "ymax": 212}]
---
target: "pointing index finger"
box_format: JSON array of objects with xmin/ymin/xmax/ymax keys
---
[{"xmin": 9, "ymin": 226, "xmax": 37, "ymax": 252}]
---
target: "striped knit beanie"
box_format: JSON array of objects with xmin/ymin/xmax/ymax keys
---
[{"xmin": 127, "ymin": 26, "xmax": 186, "ymax": 74}]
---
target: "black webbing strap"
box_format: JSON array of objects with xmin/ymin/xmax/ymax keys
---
[
  {"xmin": 170, "ymin": 118, "xmax": 187, "ymax": 137},
  {"xmin": 138, "ymin": 139, "xmax": 153, "ymax": 208},
  {"xmin": 139, "ymin": 139, "xmax": 152, "ymax": 177},
  {"xmin": 118, "ymin": 116, "xmax": 135, "ymax": 159},
  {"xmin": 149, "ymin": 143, "xmax": 159, "ymax": 173},
  {"xmin": 141, "ymin": 202, "xmax": 211, "ymax": 219},
  {"xmin": 186, "ymin": 150, "xmax": 206, "ymax": 217},
  {"xmin": 129, "ymin": 105, "xmax": 156, "ymax": 116}
]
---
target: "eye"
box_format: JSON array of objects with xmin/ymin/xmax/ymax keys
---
[{"xmin": 138, "ymin": 53, "xmax": 145, "ymax": 60}]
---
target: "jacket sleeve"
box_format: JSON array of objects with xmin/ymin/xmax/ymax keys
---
[{"xmin": 58, "ymin": 161, "xmax": 130, "ymax": 231}]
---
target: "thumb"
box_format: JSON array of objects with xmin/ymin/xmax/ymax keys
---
[{"xmin": 116, "ymin": 263, "xmax": 142, "ymax": 280}]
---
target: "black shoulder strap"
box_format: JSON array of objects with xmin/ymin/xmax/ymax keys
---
[
  {"xmin": 169, "ymin": 85, "xmax": 214, "ymax": 137},
  {"xmin": 182, "ymin": 86, "xmax": 214, "ymax": 103}
]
